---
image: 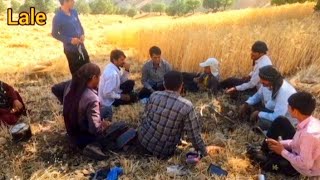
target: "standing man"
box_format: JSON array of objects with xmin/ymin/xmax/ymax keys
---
[
  {"xmin": 99, "ymin": 49, "xmax": 136, "ymax": 120},
  {"xmin": 52, "ymin": 0, "xmax": 90, "ymax": 75},
  {"xmin": 138, "ymin": 46, "xmax": 172, "ymax": 99},
  {"xmin": 220, "ymin": 41, "xmax": 272, "ymax": 95}
]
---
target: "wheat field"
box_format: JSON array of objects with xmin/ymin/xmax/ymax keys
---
[{"xmin": 0, "ymin": 2, "xmax": 319, "ymax": 180}]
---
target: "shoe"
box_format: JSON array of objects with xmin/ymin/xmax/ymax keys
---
[{"xmin": 83, "ymin": 143, "xmax": 107, "ymax": 160}]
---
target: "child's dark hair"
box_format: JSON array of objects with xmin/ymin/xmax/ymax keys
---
[
  {"xmin": 149, "ymin": 46, "xmax": 161, "ymax": 56},
  {"xmin": 288, "ymin": 92, "xmax": 316, "ymax": 116}
]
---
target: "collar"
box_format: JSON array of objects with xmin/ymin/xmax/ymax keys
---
[
  {"xmin": 165, "ymin": 90, "xmax": 180, "ymax": 96},
  {"xmin": 151, "ymin": 60, "xmax": 163, "ymax": 69},
  {"xmin": 297, "ymin": 116, "xmax": 313, "ymax": 130},
  {"xmin": 255, "ymin": 55, "xmax": 267, "ymax": 65},
  {"xmin": 110, "ymin": 63, "xmax": 121, "ymax": 75}
]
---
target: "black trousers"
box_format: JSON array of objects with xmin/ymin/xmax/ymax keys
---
[
  {"xmin": 259, "ymin": 116, "xmax": 298, "ymax": 176},
  {"xmin": 113, "ymin": 80, "xmax": 136, "ymax": 107},
  {"xmin": 219, "ymin": 77, "xmax": 248, "ymax": 90},
  {"xmin": 219, "ymin": 77, "xmax": 257, "ymax": 98},
  {"xmin": 64, "ymin": 45, "xmax": 90, "ymax": 75},
  {"xmin": 51, "ymin": 80, "xmax": 71, "ymax": 104},
  {"xmin": 138, "ymin": 84, "xmax": 165, "ymax": 99},
  {"xmin": 262, "ymin": 116, "xmax": 296, "ymax": 152}
]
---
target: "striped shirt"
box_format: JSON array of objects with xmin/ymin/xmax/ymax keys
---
[{"xmin": 138, "ymin": 91, "xmax": 207, "ymax": 158}]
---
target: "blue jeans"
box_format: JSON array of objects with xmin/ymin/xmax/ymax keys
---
[{"xmin": 100, "ymin": 105, "xmax": 113, "ymax": 120}]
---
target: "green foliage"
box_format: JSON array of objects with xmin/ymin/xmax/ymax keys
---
[
  {"xmin": 271, "ymin": 0, "xmax": 314, "ymax": 5},
  {"xmin": 0, "ymin": 0, "xmax": 6, "ymax": 14},
  {"xmin": 185, "ymin": 0, "xmax": 201, "ymax": 13},
  {"xmin": 19, "ymin": 0, "xmax": 34, "ymax": 12},
  {"xmin": 75, "ymin": 0, "xmax": 91, "ymax": 14},
  {"xmin": 116, "ymin": 7, "xmax": 128, "ymax": 15},
  {"xmin": 166, "ymin": 0, "xmax": 187, "ymax": 16},
  {"xmin": 152, "ymin": 3, "xmax": 166, "ymax": 14},
  {"xmin": 89, "ymin": 0, "xmax": 115, "ymax": 14},
  {"xmin": 141, "ymin": 4, "xmax": 152, "ymax": 12},
  {"xmin": 11, "ymin": 0, "xmax": 21, "ymax": 12},
  {"xmin": 219, "ymin": 0, "xmax": 234, "ymax": 10},
  {"xmin": 203, "ymin": 0, "xmax": 234, "ymax": 11},
  {"xmin": 127, "ymin": 8, "xmax": 137, "ymax": 17},
  {"xmin": 19, "ymin": 0, "xmax": 55, "ymax": 13}
]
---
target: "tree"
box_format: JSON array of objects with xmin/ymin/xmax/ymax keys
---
[
  {"xmin": 75, "ymin": 0, "xmax": 91, "ymax": 14},
  {"xmin": 141, "ymin": 4, "xmax": 152, "ymax": 13},
  {"xmin": 152, "ymin": 3, "xmax": 166, "ymax": 15},
  {"xmin": 0, "ymin": 0, "xmax": 6, "ymax": 14},
  {"xmin": 185, "ymin": 0, "xmax": 201, "ymax": 14},
  {"xmin": 166, "ymin": 0, "xmax": 187, "ymax": 16},
  {"xmin": 218, "ymin": 0, "xmax": 234, "ymax": 10},
  {"xmin": 116, "ymin": 7, "xmax": 128, "ymax": 15},
  {"xmin": 90, "ymin": 0, "xmax": 115, "ymax": 14},
  {"xmin": 11, "ymin": 0, "xmax": 21, "ymax": 12},
  {"xmin": 44, "ymin": 0, "xmax": 56, "ymax": 13},
  {"xmin": 19, "ymin": 0, "xmax": 35, "ymax": 12},
  {"xmin": 127, "ymin": 8, "xmax": 137, "ymax": 17},
  {"xmin": 203, "ymin": 0, "xmax": 220, "ymax": 11}
]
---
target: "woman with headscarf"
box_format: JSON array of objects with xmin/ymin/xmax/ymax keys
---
[
  {"xmin": 239, "ymin": 65, "xmax": 297, "ymax": 130},
  {"xmin": 0, "ymin": 81, "xmax": 26, "ymax": 125}
]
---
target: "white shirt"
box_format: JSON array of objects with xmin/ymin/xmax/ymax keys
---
[
  {"xmin": 236, "ymin": 55, "xmax": 272, "ymax": 91},
  {"xmin": 246, "ymin": 80, "xmax": 297, "ymax": 124},
  {"xmin": 98, "ymin": 63, "xmax": 129, "ymax": 106}
]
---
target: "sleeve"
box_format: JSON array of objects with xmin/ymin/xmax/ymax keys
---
[
  {"xmin": 184, "ymin": 107, "xmax": 207, "ymax": 156},
  {"xmin": 281, "ymin": 134, "xmax": 316, "ymax": 171},
  {"xmin": 75, "ymin": 10, "xmax": 84, "ymax": 35},
  {"xmin": 120, "ymin": 70, "xmax": 129, "ymax": 84},
  {"xmin": 51, "ymin": 15, "xmax": 72, "ymax": 44},
  {"xmin": 101, "ymin": 74, "xmax": 121, "ymax": 100},
  {"xmin": 86, "ymin": 101, "xmax": 103, "ymax": 135},
  {"xmin": 197, "ymin": 73, "xmax": 206, "ymax": 83},
  {"xmin": 166, "ymin": 61, "xmax": 172, "ymax": 72},
  {"xmin": 235, "ymin": 68, "xmax": 260, "ymax": 91},
  {"xmin": 141, "ymin": 64, "xmax": 153, "ymax": 90},
  {"xmin": 280, "ymin": 139, "xmax": 293, "ymax": 150},
  {"xmin": 2, "ymin": 81, "xmax": 18, "ymax": 102},
  {"xmin": 246, "ymin": 87, "xmax": 263, "ymax": 106},
  {"xmin": 258, "ymin": 95, "xmax": 288, "ymax": 121}
]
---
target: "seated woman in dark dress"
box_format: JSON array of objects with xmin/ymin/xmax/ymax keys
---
[{"xmin": 0, "ymin": 81, "xmax": 26, "ymax": 125}]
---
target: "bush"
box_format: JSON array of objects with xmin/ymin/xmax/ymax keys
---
[
  {"xmin": 127, "ymin": 8, "xmax": 137, "ymax": 17},
  {"xmin": 116, "ymin": 7, "xmax": 128, "ymax": 15},
  {"xmin": 19, "ymin": 0, "xmax": 55, "ymax": 13},
  {"xmin": 90, "ymin": 0, "xmax": 115, "ymax": 14},
  {"xmin": 141, "ymin": 4, "xmax": 152, "ymax": 13},
  {"xmin": 166, "ymin": 0, "xmax": 187, "ymax": 16},
  {"xmin": 185, "ymin": 0, "xmax": 201, "ymax": 14},
  {"xmin": 75, "ymin": 0, "xmax": 91, "ymax": 14},
  {"xmin": 0, "ymin": 0, "xmax": 6, "ymax": 14},
  {"xmin": 11, "ymin": 0, "xmax": 21, "ymax": 12},
  {"xmin": 19, "ymin": 0, "xmax": 35, "ymax": 12},
  {"xmin": 203, "ymin": 0, "xmax": 220, "ymax": 11},
  {"xmin": 271, "ymin": 0, "xmax": 314, "ymax": 5},
  {"xmin": 152, "ymin": 3, "xmax": 166, "ymax": 15}
]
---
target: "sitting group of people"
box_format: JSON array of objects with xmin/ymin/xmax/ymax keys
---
[
  {"xmin": 1, "ymin": 41, "xmax": 320, "ymax": 178},
  {"xmin": 49, "ymin": 40, "xmax": 319, "ymax": 177}
]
